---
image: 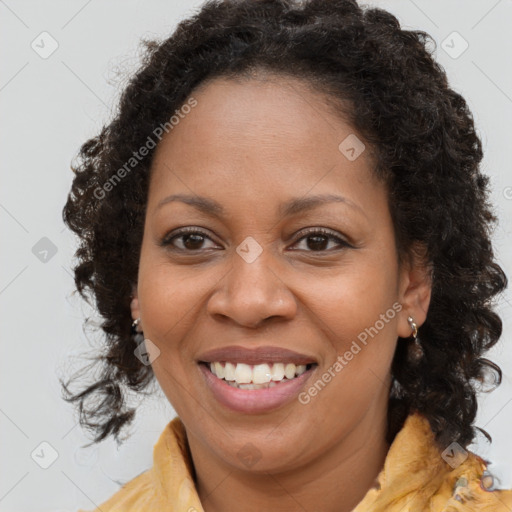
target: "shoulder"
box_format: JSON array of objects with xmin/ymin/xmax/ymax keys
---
[
  {"xmin": 432, "ymin": 450, "xmax": 512, "ymax": 511},
  {"xmin": 76, "ymin": 468, "xmax": 164, "ymax": 512},
  {"xmin": 364, "ymin": 411, "xmax": 512, "ymax": 512},
  {"xmin": 75, "ymin": 417, "xmax": 197, "ymax": 512}
]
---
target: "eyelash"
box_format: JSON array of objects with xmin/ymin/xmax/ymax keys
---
[{"xmin": 161, "ymin": 226, "xmax": 352, "ymax": 253}]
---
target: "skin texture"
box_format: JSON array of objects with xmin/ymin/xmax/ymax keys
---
[{"xmin": 130, "ymin": 75, "xmax": 432, "ymax": 512}]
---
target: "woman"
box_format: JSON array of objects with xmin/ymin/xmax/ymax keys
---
[{"xmin": 61, "ymin": 0, "xmax": 512, "ymax": 510}]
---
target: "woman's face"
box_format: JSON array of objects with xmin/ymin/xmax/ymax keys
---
[{"xmin": 132, "ymin": 75, "xmax": 431, "ymax": 474}]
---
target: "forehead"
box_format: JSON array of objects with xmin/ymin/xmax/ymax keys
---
[
  {"xmin": 148, "ymin": 75, "xmax": 382, "ymax": 217},
  {"xmin": 155, "ymin": 74, "xmax": 355, "ymax": 156}
]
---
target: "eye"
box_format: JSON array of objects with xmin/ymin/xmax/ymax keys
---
[
  {"xmin": 290, "ymin": 228, "xmax": 351, "ymax": 252},
  {"xmin": 161, "ymin": 227, "xmax": 352, "ymax": 253},
  {"xmin": 161, "ymin": 227, "xmax": 219, "ymax": 251}
]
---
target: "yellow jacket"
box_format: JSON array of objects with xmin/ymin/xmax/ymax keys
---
[{"xmin": 79, "ymin": 412, "xmax": 512, "ymax": 511}]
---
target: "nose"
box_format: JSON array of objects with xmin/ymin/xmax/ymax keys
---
[{"xmin": 206, "ymin": 246, "xmax": 297, "ymax": 329}]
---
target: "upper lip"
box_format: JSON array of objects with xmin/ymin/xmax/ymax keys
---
[{"xmin": 197, "ymin": 345, "xmax": 317, "ymax": 365}]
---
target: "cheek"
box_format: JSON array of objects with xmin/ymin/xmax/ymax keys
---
[
  {"xmin": 138, "ymin": 243, "xmax": 199, "ymax": 331},
  {"xmin": 137, "ymin": 256, "xmax": 228, "ymax": 361},
  {"xmin": 302, "ymin": 255, "xmax": 399, "ymax": 346},
  {"xmin": 137, "ymin": 264, "xmax": 206, "ymax": 416},
  {"xmin": 298, "ymin": 254, "xmax": 399, "ymax": 401}
]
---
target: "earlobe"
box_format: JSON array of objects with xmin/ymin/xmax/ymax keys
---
[
  {"xmin": 397, "ymin": 243, "xmax": 433, "ymax": 338},
  {"xmin": 130, "ymin": 295, "xmax": 140, "ymax": 322}
]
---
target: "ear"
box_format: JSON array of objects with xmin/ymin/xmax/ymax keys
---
[
  {"xmin": 130, "ymin": 286, "xmax": 141, "ymax": 322},
  {"xmin": 396, "ymin": 242, "xmax": 432, "ymax": 338}
]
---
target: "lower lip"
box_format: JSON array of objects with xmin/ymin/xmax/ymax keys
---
[{"xmin": 198, "ymin": 363, "xmax": 317, "ymax": 414}]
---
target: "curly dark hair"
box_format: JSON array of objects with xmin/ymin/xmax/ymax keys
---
[{"xmin": 61, "ymin": 0, "xmax": 507, "ymax": 450}]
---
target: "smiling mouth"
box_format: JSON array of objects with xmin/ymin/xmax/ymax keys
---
[{"xmin": 200, "ymin": 361, "xmax": 318, "ymax": 390}]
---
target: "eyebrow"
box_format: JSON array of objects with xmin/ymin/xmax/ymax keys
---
[{"xmin": 156, "ymin": 193, "xmax": 366, "ymax": 219}]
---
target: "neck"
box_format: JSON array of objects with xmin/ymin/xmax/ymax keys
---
[{"xmin": 189, "ymin": 401, "xmax": 390, "ymax": 512}]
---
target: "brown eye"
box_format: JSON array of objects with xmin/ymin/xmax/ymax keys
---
[
  {"xmin": 161, "ymin": 228, "xmax": 219, "ymax": 251},
  {"xmin": 179, "ymin": 233, "xmax": 207, "ymax": 250},
  {"xmin": 292, "ymin": 228, "xmax": 351, "ymax": 252}
]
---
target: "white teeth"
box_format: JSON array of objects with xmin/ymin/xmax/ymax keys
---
[
  {"xmin": 207, "ymin": 361, "xmax": 314, "ymax": 386},
  {"xmin": 214, "ymin": 361, "xmax": 225, "ymax": 379},
  {"xmin": 224, "ymin": 362, "xmax": 236, "ymax": 381},
  {"xmin": 236, "ymin": 382, "xmax": 278, "ymax": 390},
  {"xmin": 234, "ymin": 363, "xmax": 252, "ymax": 384},
  {"xmin": 271, "ymin": 363, "xmax": 285, "ymax": 381},
  {"xmin": 284, "ymin": 363, "xmax": 296, "ymax": 380},
  {"xmin": 252, "ymin": 363, "xmax": 272, "ymax": 384},
  {"xmin": 296, "ymin": 364, "xmax": 306, "ymax": 376}
]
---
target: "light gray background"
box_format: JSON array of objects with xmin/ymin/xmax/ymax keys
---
[{"xmin": 1, "ymin": 1, "xmax": 511, "ymax": 511}]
